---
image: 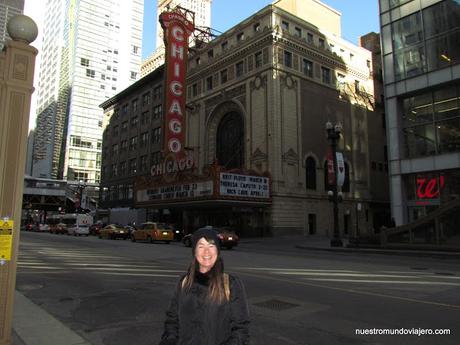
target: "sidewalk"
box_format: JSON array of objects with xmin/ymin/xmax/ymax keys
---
[{"xmin": 13, "ymin": 291, "xmax": 90, "ymax": 345}]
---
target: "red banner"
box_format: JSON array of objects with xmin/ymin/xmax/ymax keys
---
[
  {"xmin": 327, "ymin": 148, "xmax": 335, "ymax": 186},
  {"xmin": 160, "ymin": 11, "xmax": 194, "ymax": 158}
]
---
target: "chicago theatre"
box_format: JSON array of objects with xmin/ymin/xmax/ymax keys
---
[{"xmin": 99, "ymin": 0, "xmax": 390, "ymax": 237}]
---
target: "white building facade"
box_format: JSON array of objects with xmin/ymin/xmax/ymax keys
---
[
  {"xmin": 32, "ymin": 0, "xmax": 144, "ymax": 183},
  {"xmin": 379, "ymin": 0, "xmax": 460, "ymax": 225}
]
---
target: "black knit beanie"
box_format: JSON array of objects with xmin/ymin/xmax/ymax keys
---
[{"xmin": 192, "ymin": 227, "xmax": 221, "ymax": 254}]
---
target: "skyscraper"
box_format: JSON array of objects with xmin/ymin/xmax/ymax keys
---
[
  {"xmin": 0, "ymin": 0, "xmax": 24, "ymax": 51},
  {"xmin": 379, "ymin": 0, "xmax": 460, "ymax": 225},
  {"xmin": 32, "ymin": 0, "xmax": 144, "ymax": 183},
  {"xmin": 141, "ymin": 0, "xmax": 212, "ymax": 75}
]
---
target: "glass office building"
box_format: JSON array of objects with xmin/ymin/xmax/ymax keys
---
[{"xmin": 379, "ymin": 0, "xmax": 460, "ymax": 224}]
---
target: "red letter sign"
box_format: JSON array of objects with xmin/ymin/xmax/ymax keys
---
[{"xmin": 160, "ymin": 11, "xmax": 194, "ymax": 158}]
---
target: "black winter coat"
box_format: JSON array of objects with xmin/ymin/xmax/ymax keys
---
[{"xmin": 159, "ymin": 273, "xmax": 250, "ymax": 345}]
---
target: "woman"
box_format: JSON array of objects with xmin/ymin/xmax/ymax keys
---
[{"xmin": 160, "ymin": 227, "xmax": 250, "ymax": 345}]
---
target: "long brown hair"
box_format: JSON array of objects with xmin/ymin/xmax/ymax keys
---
[{"xmin": 182, "ymin": 255, "xmax": 227, "ymax": 304}]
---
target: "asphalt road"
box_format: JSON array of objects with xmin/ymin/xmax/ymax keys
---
[{"xmin": 16, "ymin": 231, "xmax": 460, "ymax": 345}]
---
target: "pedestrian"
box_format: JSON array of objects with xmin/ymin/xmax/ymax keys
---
[{"xmin": 159, "ymin": 227, "xmax": 250, "ymax": 345}]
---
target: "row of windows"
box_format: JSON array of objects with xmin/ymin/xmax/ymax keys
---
[
  {"xmin": 387, "ymin": 0, "xmax": 460, "ymax": 81},
  {"xmin": 101, "ymin": 184, "xmax": 133, "ymax": 202},
  {"xmin": 281, "ymin": 49, "xmax": 333, "ymax": 85},
  {"xmin": 103, "ymin": 128, "xmax": 162, "ymax": 157},
  {"xmin": 402, "ymin": 83, "xmax": 460, "ymax": 158},
  {"xmin": 112, "ymin": 86, "xmax": 162, "ymax": 118},
  {"xmin": 279, "ymin": 19, "xmax": 361, "ymax": 64},
  {"xmin": 109, "ymin": 106, "xmax": 162, "ymax": 137},
  {"xmin": 191, "ymin": 49, "xmax": 267, "ymax": 97},
  {"xmin": 102, "ymin": 151, "xmax": 161, "ymax": 179}
]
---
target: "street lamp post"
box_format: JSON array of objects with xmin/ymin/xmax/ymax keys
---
[
  {"xmin": 76, "ymin": 181, "xmax": 87, "ymax": 213},
  {"xmin": 326, "ymin": 121, "xmax": 343, "ymax": 247}
]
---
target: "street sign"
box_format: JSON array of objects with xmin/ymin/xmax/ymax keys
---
[{"xmin": 0, "ymin": 218, "xmax": 13, "ymax": 261}]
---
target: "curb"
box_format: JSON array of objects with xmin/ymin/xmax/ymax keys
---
[{"xmin": 295, "ymin": 245, "xmax": 460, "ymax": 259}]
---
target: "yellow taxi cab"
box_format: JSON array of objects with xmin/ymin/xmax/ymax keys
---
[{"xmin": 131, "ymin": 222, "xmax": 173, "ymax": 243}]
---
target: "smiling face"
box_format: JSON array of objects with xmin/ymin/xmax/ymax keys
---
[{"xmin": 194, "ymin": 237, "xmax": 218, "ymax": 273}]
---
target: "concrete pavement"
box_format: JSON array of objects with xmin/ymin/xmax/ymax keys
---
[
  {"xmin": 11, "ymin": 235, "xmax": 460, "ymax": 345},
  {"xmin": 12, "ymin": 291, "xmax": 91, "ymax": 345}
]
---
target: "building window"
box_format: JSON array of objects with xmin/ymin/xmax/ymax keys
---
[
  {"xmin": 305, "ymin": 157, "xmax": 316, "ymax": 190},
  {"xmin": 208, "ymin": 49, "xmax": 214, "ymax": 58},
  {"xmin": 129, "ymin": 136, "xmax": 138, "ymax": 151},
  {"xmin": 192, "ymin": 83, "xmax": 198, "ymax": 97},
  {"xmin": 217, "ymin": 112, "xmax": 244, "ymax": 170},
  {"xmin": 281, "ymin": 20, "xmax": 289, "ymax": 31},
  {"xmin": 132, "ymin": 45, "xmax": 139, "ymax": 54},
  {"xmin": 284, "ymin": 51, "xmax": 292, "ymax": 68},
  {"xmin": 221, "ymin": 69, "xmax": 228, "ymax": 84},
  {"xmin": 131, "ymin": 115, "xmax": 138, "ymax": 126},
  {"xmin": 153, "ymin": 86, "xmax": 162, "ymax": 99},
  {"xmin": 120, "ymin": 140, "xmax": 128, "ymax": 152},
  {"xmin": 122, "ymin": 104, "xmax": 128, "ymax": 115},
  {"xmin": 307, "ymin": 33, "xmax": 313, "ymax": 44},
  {"xmin": 294, "ymin": 27, "xmax": 302, "ymax": 38},
  {"xmin": 236, "ymin": 61, "xmax": 244, "ymax": 78},
  {"xmin": 302, "ymin": 59, "xmax": 313, "ymax": 77},
  {"xmin": 80, "ymin": 58, "xmax": 89, "ymax": 66},
  {"xmin": 354, "ymin": 80, "xmax": 360, "ymax": 93},
  {"xmin": 221, "ymin": 41, "xmax": 228, "ymax": 50},
  {"xmin": 120, "ymin": 161, "xmax": 126, "ymax": 176},
  {"xmin": 206, "ymin": 76, "xmax": 213, "ymax": 90},
  {"xmin": 86, "ymin": 69, "xmax": 95, "ymax": 78},
  {"xmin": 255, "ymin": 51, "xmax": 263, "ymax": 68},
  {"xmin": 319, "ymin": 38, "xmax": 325, "ymax": 48},
  {"xmin": 140, "ymin": 155, "xmax": 148, "ymax": 172},
  {"xmin": 151, "ymin": 151, "xmax": 161, "ymax": 165},
  {"xmin": 112, "ymin": 144, "xmax": 118, "ymax": 156},
  {"xmin": 402, "ymin": 84, "xmax": 460, "ymax": 158},
  {"xmin": 121, "ymin": 121, "xmax": 128, "ymax": 131},
  {"xmin": 112, "ymin": 164, "xmax": 118, "ymax": 177},
  {"xmin": 321, "ymin": 67, "xmax": 331, "ymax": 84},
  {"xmin": 140, "ymin": 131, "xmax": 149, "ymax": 147},
  {"xmin": 132, "ymin": 99, "xmax": 138, "ymax": 112},
  {"xmin": 129, "ymin": 159, "xmax": 137, "ymax": 174},
  {"xmin": 237, "ymin": 32, "xmax": 244, "ymax": 42},
  {"xmin": 153, "ymin": 105, "xmax": 162, "ymax": 119},
  {"xmin": 152, "ymin": 127, "xmax": 162, "ymax": 144},
  {"xmin": 142, "ymin": 92, "xmax": 151, "ymax": 106},
  {"xmin": 141, "ymin": 111, "xmax": 150, "ymax": 124},
  {"xmin": 130, "ymin": 71, "xmax": 137, "ymax": 79},
  {"xmin": 254, "ymin": 23, "xmax": 260, "ymax": 32}
]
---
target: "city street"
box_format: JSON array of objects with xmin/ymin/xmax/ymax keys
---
[{"xmin": 15, "ymin": 232, "xmax": 460, "ymax": 345}]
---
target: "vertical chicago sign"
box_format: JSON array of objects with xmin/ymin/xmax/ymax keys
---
[{"xmin": 160, "ymin": 10, "xmax": 194, "ymax": 161}]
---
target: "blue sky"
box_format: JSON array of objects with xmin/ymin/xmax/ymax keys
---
[{"xmin": 142, "ymin": 0, "xmax": 380, "ymax": 59}]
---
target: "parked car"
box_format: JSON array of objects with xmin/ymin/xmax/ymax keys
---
[
  {"xmin": 89, "ymin": 222, "xmax": 104, "ymax": 236},
  {"xmin": 183, "ymin": 226, "xmax": 239, "ymax": 249},
  {"xmin": 99, "ymin": 224, "xmax": 129, "ymax": 240},
  {"xmin": 50, "ymin": 223, "xmax": 67, "ymax": 234},
  {"xmin": 131, "ymin": 222, "xmax": 173, "ymax": 243},
  {"xmin": 170, "ymin": 224, "xmax": 184, "ymax": 241},
  {"xmin": 25, "ymin": 223, "xmax": 37, "ymax": 231},
  {"xmin": 123, "ymin": 225, "xmax": 136, "ymax": 236},
  {"xmin": 67, "ymin": 224, "xmax": 90, "ymax": 236},
  {"xmin": 38, "ymin": 224, "xmax": 49, "ymax": 232}
]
